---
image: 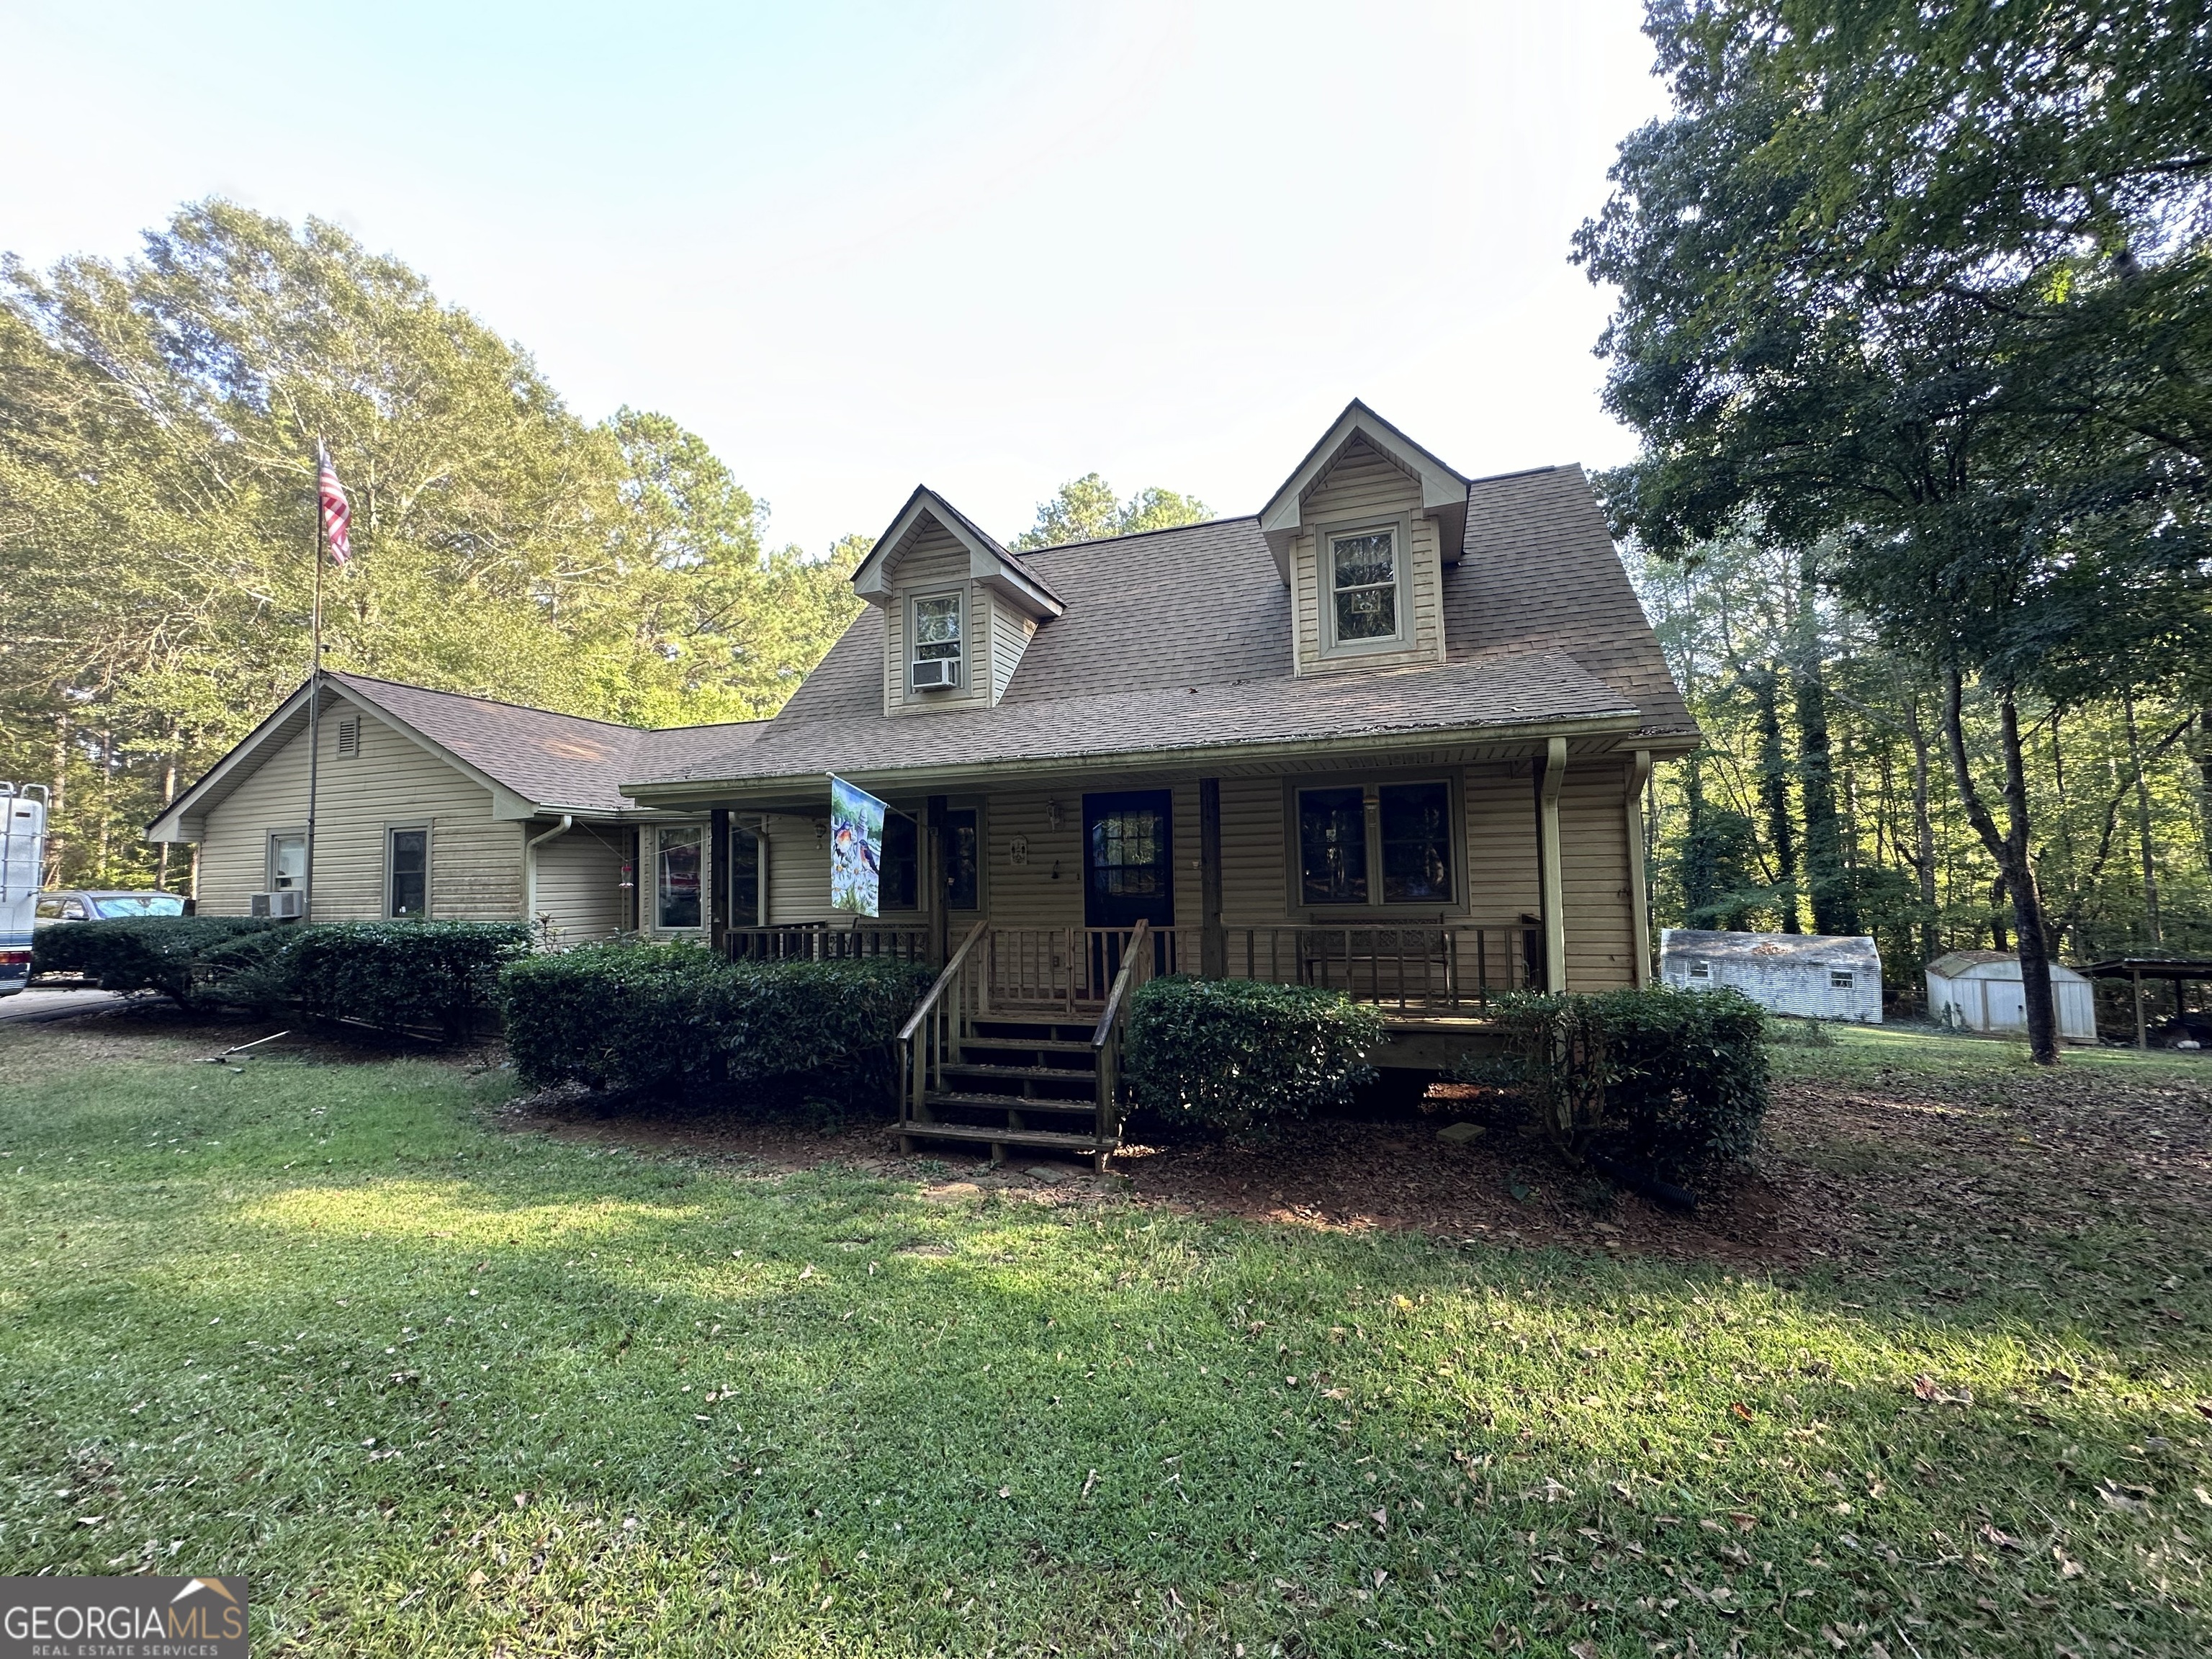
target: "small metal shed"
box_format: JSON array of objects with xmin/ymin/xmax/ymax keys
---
[
  {"xmin": 1660, "ymin": 929, "xmax": 1884, "ymax": 1022},
  {"xmin": 1924, "ymin": 951, "xmax": 2098, "ymax": 1043}
]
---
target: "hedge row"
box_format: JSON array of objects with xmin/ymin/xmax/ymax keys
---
[
  {"xmin": 32, "ymin": 916, "xmax": 529, "ymax": 1038},
  {"xmin": 1487, "ymin": 985, "xmax": 1769, "ymax": 1179},
  {"xmin": 493, "ymin": 943, "xmax": 936, "ymax": 1098},
  {"xmin": 1125, "ymin": 975, "xmax": 1385, "ymax": 1128}
]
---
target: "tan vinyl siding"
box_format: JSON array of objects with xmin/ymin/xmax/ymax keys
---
[
  {"xmin": 884, "ymin": 525, "xmax": 992, "ymax": 716},
  {"xmin": 1560, "ymin": 760, "xmax": 1636, "ymax": 988},
  {"xmin": 531, "ymin": 824, "xmax": 631, "ymax": 943},
  {"xmin": 760, "ymin": 811, "xmax": 833, "ymax": 924},
  {"xmin": 983, "ymin": 788, "xmax": 1085, "ymax": 930},
  {"xmin": 990, "ymin": 600, "xmax": 1035, "ymax": 704},
  {"xmin": 1216, "ymin": 775, "xmax": 1287, "ymax": 925},
  {"xmin": 1464, "ymin": 762, "xmax": 1542, "ymax": 925},
  {"xmin": 1290, "ymin": 439, "xmax": 1446, "ymax": 675},
  {"xmin": 196, "ymin": 693, "xmax": 521, "ymax": 919}
]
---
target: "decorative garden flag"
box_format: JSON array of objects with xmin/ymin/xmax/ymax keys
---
[{"xmin": 828, "ymin": 774, "xmax": 887, "ymax": 916}]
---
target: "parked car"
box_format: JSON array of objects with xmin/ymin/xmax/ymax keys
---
[{"xmin": 33, "ymin": 889, "xmax": 192, "ymax": 925}]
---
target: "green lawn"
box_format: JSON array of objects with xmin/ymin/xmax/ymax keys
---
[{"xmin": 2, "ymin": 1015, "xmax": 2206, "ymax": 1655}]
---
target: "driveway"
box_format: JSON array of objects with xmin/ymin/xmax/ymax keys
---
[{"xmin": 0, "ymin": 986, "xmax": 136, "ymax": 1024}]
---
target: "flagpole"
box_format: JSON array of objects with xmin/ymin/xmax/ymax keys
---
[{"xmin": 304, "ymin": 439, "xmax": 325, "ymax": 925}]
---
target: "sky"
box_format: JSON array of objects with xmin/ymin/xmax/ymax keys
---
[{"xmin": 0, "ymin": 0, "xmax": 1672, "ymax": 557}]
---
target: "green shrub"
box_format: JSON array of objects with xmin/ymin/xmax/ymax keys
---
[
  {"xmin": 1125, "ymin": 976, "xmax": 1385, "ymax": 1129},
  {"xmin": 1494, "ymin": 985, "xmax": 1769, "ymax": 1179},
  {"xmin": 30, "ymin": 916, "xmax": 276, "ymax": 1005},
  {"xmin": 493, "ymin": 947, "xmax": 935, "ymax": 1100},
  {"xmin": 495, "ymin": 941, "xmax": 729, "ymax": 1092},
  {"xmin": 281, "ymin": 920, "xmax": 529, "ymax": 1040}
]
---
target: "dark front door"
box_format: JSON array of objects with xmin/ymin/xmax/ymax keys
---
[{"xmin": 1084, "ymin": 791, "xmax": 1175, "ymax": 992}]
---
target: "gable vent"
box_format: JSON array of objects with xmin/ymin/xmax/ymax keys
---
[{"xmin": 336, "ymin": 717, "xmax": 361, "ymax": 758}]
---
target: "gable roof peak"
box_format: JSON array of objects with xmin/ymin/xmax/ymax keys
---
[
  {"xmin": 850, "ymin": 484, "xmax": 1064, "ymax": 621},
  {"xmin": 1258, "ymin": 399, "xmax": 1473, "ymax": 580}
]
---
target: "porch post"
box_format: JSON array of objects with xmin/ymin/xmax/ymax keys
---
[
  {"xmin": 1626, "ymin": 750, "xmax": 1653, "ymax": 987},
  {"xmin": 709, "ymin": 807, "xmax": 729, "ymax": 956},
  {"xmin": 1199, "ymin": 778, "xmax": 1226, "ymax": 978},
  {"xmin": 927, "ymin": 795, "xmax": 950, "ymax": 967},
  {"xmin": 1537, "ymin": 737, "xmax": 1567, "ymax": 992}
]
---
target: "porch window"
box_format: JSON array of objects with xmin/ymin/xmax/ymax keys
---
[
  {"xmin": 911, "ymin": 593, "xmax": 963, "ymax": 687},
  {"xmin": 1328, "ymin": 527, "xmax": 1401, "ymax": 646},
  {"xmin": 945, "ymin": 808, "xmax": 979, "ymax": 909},
  {"xmin": 387, "ymin": 827, "xmax": 428, "ymax": 917},
  {"xmin": 656, "ymin": 826, "xmax": 702, "ymax": 930},
  {"xmin": 880, "ymin": 813, "xmax": 918, "ymax": 911},
  {"xmin": 1298, "ymin": 787, "xmax": 1367, "ymax": 904},
  {"xmin": 728, "ymin": 824, "xmax": 760, "ymax": 926},
  {"xmin": 1296, "ymin": 779, "xmax": 1456, "ymax": 908}
]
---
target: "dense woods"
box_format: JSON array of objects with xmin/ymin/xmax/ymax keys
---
[
  {"xmin": 0, "ymin": 203, "xmax": 868, "ymax": 892},
  {"xmin": 1583, "ymin": 0, "xmax": 2211, "ymax": 1056},
  {"xmin": 1629, "ymin": 530, "xmax": 2212, "ymax": 992}
]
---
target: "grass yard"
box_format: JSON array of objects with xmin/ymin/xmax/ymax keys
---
[{"xmin": 1, "ymin": 1012, "xmax": 2208, "ymax": 1656}]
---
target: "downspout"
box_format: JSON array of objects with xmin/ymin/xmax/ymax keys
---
[
  {"xmin": 1627, "ymin": 749, "xmax": 1654, "ymax": 986},
  {"xmin": 523, "ymin": 815, "xmax": 574, "ymax": 942}
]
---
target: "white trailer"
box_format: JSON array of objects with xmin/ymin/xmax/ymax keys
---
[{"xmin": 1, "ymin": 785, "xmax": 50, "ymax": 996}]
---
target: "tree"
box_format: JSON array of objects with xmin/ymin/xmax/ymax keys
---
[
  {"xmin": 1010, "ymin": 474, "xmax": 1210, "ymax": 550},
  {"xmin": 0, "ymin": 200, "xmax": 860, "ymax": 889},
  {"xmin": 1576, "ymin": 0, "xmax": 2211, "ymax": 1061}
]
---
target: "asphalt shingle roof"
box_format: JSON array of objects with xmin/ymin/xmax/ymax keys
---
[{"xmin": 671, "ymin": 464, "xmax": 1691, "ymax": 788}]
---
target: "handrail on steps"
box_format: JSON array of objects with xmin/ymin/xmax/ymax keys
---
[
  {"xmin": 896, "ymin": 919, "xmax": 991, "ymax": 1043},
  {"xmin": 1090, "ymin": 917, "xmax": 1152, "ymax": 1048}
]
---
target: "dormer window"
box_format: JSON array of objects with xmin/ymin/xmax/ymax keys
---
[
  {"xmin": 910, "ymin": 593, "xmax": 963, "ymax": 690},
  {"xmin": 1323, "ymin": 523, "xmax": 1411, "ymax": 654}
]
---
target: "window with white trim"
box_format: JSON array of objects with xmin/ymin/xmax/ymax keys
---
[
  {"xmin": 1324, "ymin": 525, "xmax": 1406, "ymax": 651},
  {"xmin": 1688, "ymin": 960, "xmax": 1711, "ymax": 979},
  {"xmin": 910, "ymin": 593, "xmax": 963, "ymax": 688},
  {"xmin": 267, "ymin": 832, "xmax": 307, "ymax": 892},
  {"xmin": 1829, "ymin": 968, "xmax": 1854, "ymax": 989}
]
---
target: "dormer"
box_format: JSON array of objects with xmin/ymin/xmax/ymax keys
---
[
  {"xmin": 1260, "ymin": 400, "xmax": 1470, "ymax": 677},
  {"xmin": 851, "ymin": 486, "xmax": 1065, "ymax": 716}
]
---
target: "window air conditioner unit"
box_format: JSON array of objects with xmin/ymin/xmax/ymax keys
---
[
  {"xmin": 251, "ymin": 891, "xmax": 306, "ymax": 919},
  {"xmin": 909, "ymin": 658, "xmax": 956, "ymax": 691}
]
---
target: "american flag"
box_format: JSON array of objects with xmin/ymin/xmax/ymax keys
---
[{"xmin": 318, "ymin": 448, "xmax": 352, "ymax": 565}]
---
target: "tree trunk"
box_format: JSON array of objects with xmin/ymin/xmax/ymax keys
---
[
  {"xmin": 1943, "ymin": 670, "xmax": 2059, "ymax": 1064},
  {"xmin": 1796, "ymin": 659, "xmax": 1856, "ymax": 935},
  {"xmin": 47, "ymin": 706, "xmax": 68, "ymax": 889},
  {"xmin": 2123, "ymin": 691, "xmax": 2162, "ymax": 945},
  {"xmin": 154, "ymin": 747, "xmax": 180, "ymax": 890},
  {"xmin": 2199, "ymin": 707, "xmax": 2212, "ymax": 882},
  {"xmin": 1753, "ymin": 667, "xmax": 1799, "ymax": 930},
  {"xmin": 1905, "ymin": 696, "xmax": 1939, "ymax": 966}
]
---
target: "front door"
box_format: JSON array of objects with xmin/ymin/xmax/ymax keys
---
[{"xmin": 1084, "ymin": 791, "xmax": 1174, "ymax": 988}]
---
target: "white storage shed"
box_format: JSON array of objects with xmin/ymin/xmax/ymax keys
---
[
  {"xmin": 1660, "ymin": 929, "xmax": 1884, "ymax": 1022},
  {"xmin": 1924, "ymin": 951, "xmax": 2098, "ymax": 1043}
]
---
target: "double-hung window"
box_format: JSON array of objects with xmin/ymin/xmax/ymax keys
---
[
  {"xmin": 911, "ymin": 593, "xmax": 963, "ymax": 688},
  {"xmin": 267, "ymin": 831, "xmax": 307, "ymax": 892},
  {"xmin": 878, "ymin": 806, "xmax": 979, "ymax": 911},
  {"xmin": 387, "ymin": 827, "xmax": 428, "ymax": 917},
  {"xmin": 1295, "ymin": 780, "xmax": 1455, "ymax": 908},
  {"xmin": 1326, "ymin": 526, "xmax": 1403, "ymax": 649}
]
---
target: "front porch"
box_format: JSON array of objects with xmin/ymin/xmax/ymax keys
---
[{"xmin": 727, "ymin": 917, "xmax": 1534, "ymax": 1168}]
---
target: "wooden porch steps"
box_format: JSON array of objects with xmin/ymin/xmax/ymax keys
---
[{"xmin": 902, "ymin": 1012, "xmax": 1116, "ymax": 1169}]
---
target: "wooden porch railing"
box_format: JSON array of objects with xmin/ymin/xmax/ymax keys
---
[
  {"xmin": 983, "ymin": 926, "xmax": 1189, "ymax": 1013},
  {"xmin": 1089, "ymin": 918, "xmax": 1152, "ymax": 1154},
  {"xmin": 894, "ymin": 920, "xmax": 989, "ymax": 1147},
  {"xmin": 728, "ymin": 924, "xmax": 932, "ymax": 962},
  {"xmin": 1210, "ymin": 925, "xmax": 1537, "ymax": 1012}
]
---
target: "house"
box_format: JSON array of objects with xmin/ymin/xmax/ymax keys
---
[
  {"xmin": 1925, "ymin": 951, "xmax": 2098, "ymax": 1044},
  {"xmin": 1658, "ymin": 928, "xmax": 1882, "ymax": 1022},
  {"xmin": 146, "ymin": 674, "xmax": 752, "ymax": 943},
  {"xmin": 152, "ymin": 401, "xmax": 1696, "ymax": 1161}
]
